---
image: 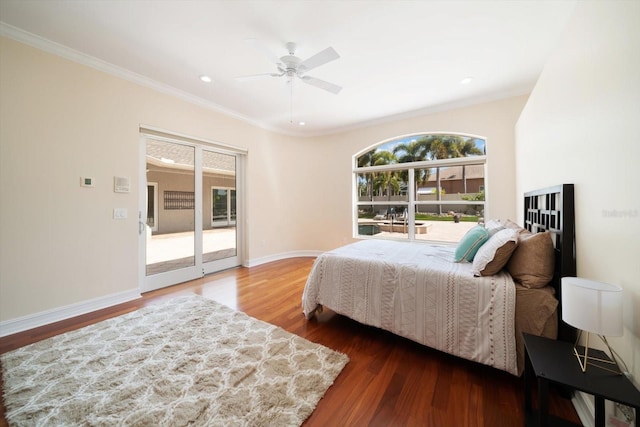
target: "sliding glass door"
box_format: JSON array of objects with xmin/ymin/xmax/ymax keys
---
[
  {"xmin": 202, "ymin": 150, "xmax": 238, "ymax": 273},
  {"xmin": 140, "ymin": 134, "xmax": 243, "ymax": 291}
]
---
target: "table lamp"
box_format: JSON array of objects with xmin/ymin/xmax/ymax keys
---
[{"xmin": 561, "ymin": 277, "xmax": 623, "ymax": 374}]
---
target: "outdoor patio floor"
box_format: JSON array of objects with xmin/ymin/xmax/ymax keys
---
[
  {"xmin": 360, "ymin": 219, "xmax": 476, "ymax": 243},
  {"xmin": 146, "ymin": 227, "xmax": 237, "ymax": 275}
]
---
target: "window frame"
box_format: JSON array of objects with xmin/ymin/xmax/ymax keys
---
[{"xmin": 353, "ymin": 134, "xmax": 487, "ymax": 244}]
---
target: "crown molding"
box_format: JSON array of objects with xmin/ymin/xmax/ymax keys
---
[
  {"xmin": 0, "ymin": 22, "xmax": 532, "ymax": 139},
  {"xmin": 0, "ymin": 22, "xmax": 304, "ymax": 136}
]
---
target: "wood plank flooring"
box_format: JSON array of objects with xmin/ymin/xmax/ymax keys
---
[{"xmin": 0, "ymin": 257, "xmax": 582, "ymax": 426}]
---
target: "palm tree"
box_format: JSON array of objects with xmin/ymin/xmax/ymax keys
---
[
  {"xmin": 357, "ymin": 149, "xmax": 375, "ymax": 167},
  {"xmin": 373, "ymin": 171, "xmax": 401, "ymax": 199},
  {"xmin": 393, "ymin": 139, "xmax": 429, "ymax": 196},
  {"xmin": 357, "ymin": 149, "xmax": 376, "ymax": 200},
  {"xmin": 419, "ymin": 135, "xmax": 469, "ymax": 214},
  {"xmin": 371, "ymin": 151, "xmax": 398, "ymax": 199}
]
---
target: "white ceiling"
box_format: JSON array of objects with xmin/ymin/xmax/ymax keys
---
[{"xmin": 0, "ymin": 0, "xmax": 577, "ymax": 136}]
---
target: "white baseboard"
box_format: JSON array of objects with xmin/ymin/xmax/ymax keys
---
[
  {"xmin": 572, "ymin": 391, "xmax": 595, "ymax": 427},
  {"xmin": 0, "ymin": 289, "xmax": 141, "ymax": 338},
  {"xmin": 244, "ymin": 250, "xmax": 321, "ymax": 267},
  {"xmin": 1, "ymin": 253, "xmax": 320, "ymax": 337}
]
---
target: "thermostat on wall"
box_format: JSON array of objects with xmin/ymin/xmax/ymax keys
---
[
  {"xmin": 114, "ymin": 176, "xmax": 130, "ymax": 193},
  {"xmin": 80, "ymin": 177, "xmax": 95, "ymax": 187}
]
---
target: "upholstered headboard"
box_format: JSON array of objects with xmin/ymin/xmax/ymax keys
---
[{"xmin": 523, "ymin": 184, "xmax": 576, "ymax": 343}]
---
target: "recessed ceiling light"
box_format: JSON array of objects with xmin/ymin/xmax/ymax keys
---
[
  {"xmin": 460, "ymin": 77, "xmax": 473, "ymax": 85},
  {"xmin": 298, "ymin": 121, "xmax": 306, "ymax": 126},
  {"xmin": 199, "ymin": 75, "xmax": 212, "ymax": 83}
]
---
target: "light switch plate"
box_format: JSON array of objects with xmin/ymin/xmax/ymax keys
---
[{"xmin": 113, "ymin": 208, "xmax": 127, "ymax": 219}]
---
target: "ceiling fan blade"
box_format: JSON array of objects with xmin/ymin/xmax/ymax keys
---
[
  {"xmin": 244, "ymin": 38, "xmax": 283, "ymax": 65},
  {"xmin": 298, "ymin": 47, "xmax": 340, "ymax": 73},
  {"xmin": 235, "ymin": 72, "xmax": 282, "ymax": 81},
  {"xmin": 300, "ymin": 75, "xmax": 342, "ymax": 94}
]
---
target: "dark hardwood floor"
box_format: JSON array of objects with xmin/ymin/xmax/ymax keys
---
[{"xmin": 0, "ymin": 257, "xmax": 582, "ymax": 426}]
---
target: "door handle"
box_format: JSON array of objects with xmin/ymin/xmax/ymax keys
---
[{"xmin": 139, "ymin": 221, "xmax": 145, "ymax": 235}]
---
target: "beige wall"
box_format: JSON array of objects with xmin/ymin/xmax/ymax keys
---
[
  {"xmin": 515, "ymin": 1, "xmax": 640, "ymax": 382},
  {"xmin": 0, "ymin": 36, "xmax": 272, "ymax": 321},
  {"xmin": 0, "ymin": 34, "xmax": 526, "ymax": 327}
]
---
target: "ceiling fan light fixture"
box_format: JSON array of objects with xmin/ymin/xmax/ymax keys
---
[{"xmin": 238, "ymin": 40, "xmax": 342, "ymax": 95}]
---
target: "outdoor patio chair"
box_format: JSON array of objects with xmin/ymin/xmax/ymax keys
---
[{"xmin": 373, "ymin": 209, "xmax": 387, "ymax": 220}]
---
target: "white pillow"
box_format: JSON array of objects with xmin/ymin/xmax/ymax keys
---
[
  {"xmin": 472, "ymin": 228, "xmax": 519, "ymax": 276},
  {"xmin": 485, "ymin": 219, "xmax": 506, "ymax": 237}
]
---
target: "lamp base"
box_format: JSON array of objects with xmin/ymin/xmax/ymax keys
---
[{"xmin": 573, "ymin": 330, "xmax": 622, "ymax": 375}]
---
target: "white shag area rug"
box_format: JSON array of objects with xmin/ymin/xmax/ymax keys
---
[{"xmin": 1, "ymin": 295, "xmax": 349, "ymax": 426}]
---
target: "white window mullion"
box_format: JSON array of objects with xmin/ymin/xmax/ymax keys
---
[
  {"xmin": 194, "ymin": 147, "xmax": 203, "ymax": 271},
  {"xmin": 408, "ymin": 167, "xmax": 415, "ymax": 240},
  {"xmin": 355, "ymin": 155, "xmax": 486, "ymax": 174}
]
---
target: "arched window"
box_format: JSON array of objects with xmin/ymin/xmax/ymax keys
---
[{"xmin": 354, "ymin": 133, "xmax": 486, "ymax": 243}]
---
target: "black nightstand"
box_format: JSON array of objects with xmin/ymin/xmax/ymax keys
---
[{"xmin": 523, "ymin": 333, "xmax": 640, "ymax": 427}]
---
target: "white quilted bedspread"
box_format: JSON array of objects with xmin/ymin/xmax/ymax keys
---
[{"xmin": 302, "ymin": 239, "xmax": 518, "ymax": 375}]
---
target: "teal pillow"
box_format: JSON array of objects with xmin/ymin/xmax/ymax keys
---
[{"xmin": 454, "ymin": 225, "xmax": 490, "ymax": 262}]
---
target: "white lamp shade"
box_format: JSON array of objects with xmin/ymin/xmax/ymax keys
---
[{"xmin": 561, "ymin": 277, "xmax": 623, "ymax": 337}]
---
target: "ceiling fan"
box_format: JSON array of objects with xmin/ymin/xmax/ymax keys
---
[{"xmin": 237, "ymin": 39, "xmax": 342, "ymax": 95}]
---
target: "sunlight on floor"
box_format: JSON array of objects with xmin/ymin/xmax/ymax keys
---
[{"xmin": 146, "ymin": 228, "xmax": 236, "ymax": 264}]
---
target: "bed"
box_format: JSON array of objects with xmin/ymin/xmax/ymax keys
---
[{"xmin": 302, "ymin": 184, "xmax": 575, "ymax": 375}]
